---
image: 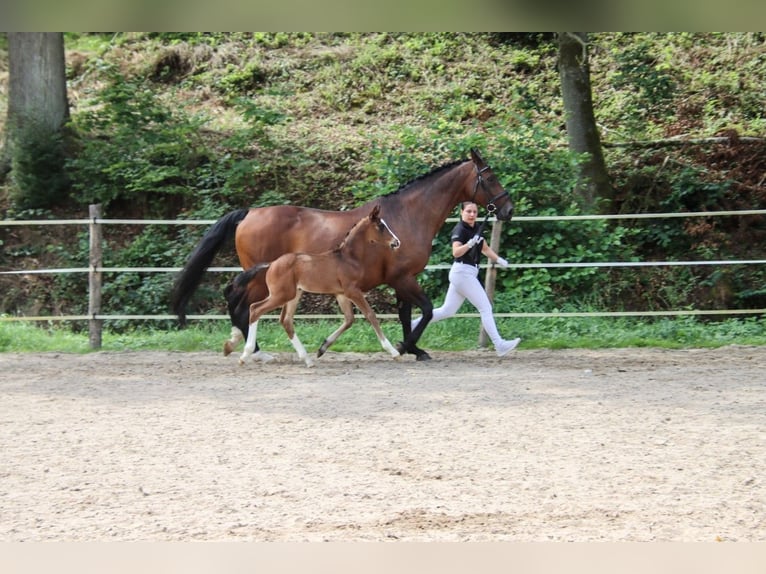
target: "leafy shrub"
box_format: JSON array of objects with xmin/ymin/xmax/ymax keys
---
[
  {"xmin": 8, "ymin": 119, "xmax": 70, "ymax": 210},
  {"xmin": 66, "ymin": 66, "xmax": 208, "ymax": 209},
  {"xmin": 66, "ymin": 68, "xmax": 285, "ymax": 211}
]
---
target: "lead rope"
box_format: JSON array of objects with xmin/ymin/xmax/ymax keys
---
[{"xmin": 466, "ymin": 209, "xmax": 492, "ymax": 260}]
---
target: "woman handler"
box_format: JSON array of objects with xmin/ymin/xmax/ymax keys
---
[{"xmin": 412, "ymin": 201, "xmax": 521, "ymax": 356}]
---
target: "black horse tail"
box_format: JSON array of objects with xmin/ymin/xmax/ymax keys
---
[{"xmin": 171, "ymin": 208, "xmax": 249, "ymax": 326}]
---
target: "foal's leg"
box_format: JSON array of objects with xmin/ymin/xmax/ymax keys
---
[
  {"xmin": 229, "ymin": 325, "xmax": 273, "ymax": 362},
  {"xmin": 240, "ymin": 295, "xmax": 279, "ymax": 365},
  {"xmin": 317, "ymin": 295, "xmax": 356, "ymax": 357},
  {"xmin": 348, "ymin": 291, "xmax": 400, "ymax": 359},
  {"xmin": 239, "ymin": 320, "xmax": 260, "ymax": 365},
  {"xmin": 280, "ymin": 294, "xmax": 313, "ymax": 367}
]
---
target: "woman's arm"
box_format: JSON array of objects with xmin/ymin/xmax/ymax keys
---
[
  {"xmin": 481, "ymin": 241, "xmax": 500, "ymax": 262},
  {"xmin": 452, "ymin": 240, "xmax": 473, "ymax": 258},
  {"xmin": 481, "ymin": 242, "xmax": 510, "ymax": 268}
]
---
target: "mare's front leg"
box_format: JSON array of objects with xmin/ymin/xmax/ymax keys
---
[
  {"xmin": 395, "ymin": 283, "xmax": 433, "ymax": 361},
  {"xmin": 317, "ymin": 295, "xmax": 355, "ymax": 357},
  {"xmin": 280, "ymin": 294, "xmax": 314, "ymax": 367}
]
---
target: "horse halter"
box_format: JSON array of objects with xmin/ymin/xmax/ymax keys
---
[
  {"xmin": 379, "ymin": 218, "xmax": 401, "ymax": 249},
  {"xmin": 472, "ymin": 165, "xmax": 509, "ymax": 214}
]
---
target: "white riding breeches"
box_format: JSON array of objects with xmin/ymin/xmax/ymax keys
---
[{"xmin": 412, "ymin": 261, "xmax": 504, "ymax": 346}]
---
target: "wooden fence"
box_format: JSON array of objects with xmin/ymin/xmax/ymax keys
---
[{"xmin": 2, "ymin": 205, "xmax": 765, "ymax": 349}]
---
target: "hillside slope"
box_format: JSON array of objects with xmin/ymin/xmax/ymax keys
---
[
  {"xmin": 1, "ymin": 32, "xmax": 765, "ymax": 319},
  {"xmin": 2, "ymin": 32, "xmax": 764, "ymax": 211}
]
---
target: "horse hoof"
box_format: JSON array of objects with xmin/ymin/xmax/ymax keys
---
[
  {"xmin": 223, "ymin": 341, "xmax": 233, "ymax": 356},
  {"xmin": 253, "ymin": 350, "xmax": 274, "ymax": 363},
  {"xmin": 415, "ymin": 351, "xmax": 432, "ymax": 361},
  {"xmin": 395, "ymin": 342, "xmax": 407, "ymax": 355}
]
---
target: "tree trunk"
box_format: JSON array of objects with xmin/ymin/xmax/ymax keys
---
[
  {"xmin": 3, "ymin": 33, "xmax": 70, "ymax": 205},
  {"xmin": 557, "ymin": 32, "xmax": 612, "ymax": 212},
  {"xmin": 7, "ymin": 32, "xmax": 69, "ymax": 132}
]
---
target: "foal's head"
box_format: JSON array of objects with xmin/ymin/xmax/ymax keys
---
[{"xmin": 341, "ymin": 204, "xmax": 401, "ymax": 251}]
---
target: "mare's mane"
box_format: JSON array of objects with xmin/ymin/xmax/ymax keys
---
[
  {"xmin": 383, "ymin": 159, "xmax": 465, "ymax": 198},
  {"xmin": 326, "ymin": 159, "xmax": 465, "ymax": 252}
]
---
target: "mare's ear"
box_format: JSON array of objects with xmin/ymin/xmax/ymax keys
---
[
  {"xmin": 470, "ymin": 148, "xmax": 486, "ymax": 168},
  {"xmin": 370, "ymin": 203, "xmax": 381, "ymax": 220}
]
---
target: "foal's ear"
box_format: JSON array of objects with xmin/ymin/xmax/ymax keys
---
[
  {"xmin": 470, "ymin": 148, "xmax": 485, "ymax": 167},
  {"xmin": 370, "ymin": 204, "xmax": 381, "ymax": 220}
]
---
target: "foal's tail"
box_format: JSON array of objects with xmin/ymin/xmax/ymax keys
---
[
  {"xmin": 232, "ymin": 262, "xmax": 271, "ymax": 289},
  {"xmin": 171, "ymin": 208, "xmax": 249, "ymax": 326}
]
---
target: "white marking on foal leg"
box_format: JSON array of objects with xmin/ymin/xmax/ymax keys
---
[
  {"xmin": 290, "ymin": 335, "xmax": 314, "ymax": 367},
  {"xmin": 380, "ymin": 337, "xmax": 401, "ymax": 358},
  {"xmin": 239, "ymin": 321, "xmax": 258, "ymax": 365}
]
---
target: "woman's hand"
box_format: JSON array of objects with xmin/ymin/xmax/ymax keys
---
[{"xmin": 465, "ymin": 235, "xmax": 483, "ymax": 248}]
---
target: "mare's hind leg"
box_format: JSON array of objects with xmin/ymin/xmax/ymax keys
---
[
  {"xmin": 317, "ymin": 295, "xmax": 355, "ymax": 357},
  {"xmin": 223, "ymin": 326, "xmax": 244, "ymax": 356},
  {"xmin": 280, "ymin": 294, "xmax": 314, "ymax": 367},
  {"xmin": 348, "ymin": 291, "xmax": 400, "ymax": 359},
  {"xmin": 224, "ymin": 275, "xmax": 258, "ymax": 357}
]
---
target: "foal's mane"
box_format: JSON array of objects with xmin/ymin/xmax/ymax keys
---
[{"xmin": 334, "ymin": 212, "xmax": 370, "ymax": 252}]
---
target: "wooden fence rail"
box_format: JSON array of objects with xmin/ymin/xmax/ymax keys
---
[{"xmin": 2, "ymin": 205, "xmax": 765, "ymax": 349}]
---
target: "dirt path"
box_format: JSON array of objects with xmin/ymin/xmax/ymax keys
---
[{"xmin": 1, "ymin": 346, "xmax": 764, "ymax": 541}]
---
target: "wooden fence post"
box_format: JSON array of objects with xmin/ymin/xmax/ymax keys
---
[
  {"xmin": 478, "ymin": 219, "xmax": 503, "ymax": 347},
  {"xmin": 88, "ymin": 204, "xmax": 103, "ymax": 349}
]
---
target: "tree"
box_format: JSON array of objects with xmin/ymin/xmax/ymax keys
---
[
  {"xmin": 557, "ymin": 32, "xmax": 613, "ymax": 212},
  {"xmin": 3, "ymin": 32, "xmax": 70, "ymax": 208}
]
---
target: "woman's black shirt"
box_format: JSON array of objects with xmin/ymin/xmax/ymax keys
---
[{"xmin": 451, "ymin": 220, "xmax": 482, "ymax": 266}]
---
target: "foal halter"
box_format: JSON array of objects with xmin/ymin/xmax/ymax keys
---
[{"xmin": 472, "ymin": 165, "xmax": 509, "ymax": 214}]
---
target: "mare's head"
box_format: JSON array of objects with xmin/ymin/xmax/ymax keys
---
[
  {"xmin": 468, "ymin": 148, "xmax": 514, "ymax": 221},
  {"xmin": 343, "ymin": 204, "xmax": 401, "ymax": 251}
]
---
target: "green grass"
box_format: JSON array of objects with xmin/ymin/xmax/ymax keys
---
[{"xmin": 1, "ymin": 315, "xmax": 764, "ymax": 354}]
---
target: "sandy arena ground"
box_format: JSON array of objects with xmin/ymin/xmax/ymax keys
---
[{"xmin": 1, "ymin": 345, "xmax": 764, "ymax": 542}]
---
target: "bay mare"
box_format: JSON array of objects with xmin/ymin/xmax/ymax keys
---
[
  {"xmin": 172, "ymin": 148, "xmax": 513, "ymax": 361},
  {"xmin": 237, "ymin": 205, "xmax": 402, "ymax": 367}
]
